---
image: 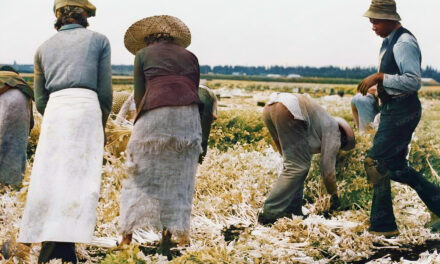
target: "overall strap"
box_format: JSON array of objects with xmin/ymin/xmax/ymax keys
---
[{"xmin": 378, "ymin": 27, "xmax": 418, "ymax": 103}]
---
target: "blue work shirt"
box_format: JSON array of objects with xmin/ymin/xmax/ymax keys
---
[{"xmin": 379, "ymin": 27, "xmax": 422, "ymax": 95}]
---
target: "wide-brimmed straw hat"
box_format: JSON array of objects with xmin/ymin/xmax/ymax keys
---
[
  {"xmin": 334, "ymin": 117, "xmax": 356, "ymax": 151},
  {"xmin": 363, "ymin": 0, "xmax": 401, "ymax": 21},
  {"xmin": 124, "ymin": 15, "xmax": 191, "ymax": 55},
  {"xmin": 53, "ymin": 0, "xmax": 96, "ymax": 17}
]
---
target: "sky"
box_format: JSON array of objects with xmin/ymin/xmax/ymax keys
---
[{"xmin": 1, "ymin": 0, "xmax": 440, "ymax": 68}]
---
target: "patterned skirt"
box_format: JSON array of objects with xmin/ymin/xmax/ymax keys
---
[
  {"xmin": 0, "ymin": 89, "xmax": 31, "ymax": 186},
  {"xmin": 119, "ymin": 104, "xmax": 202, "ymax": 244}
]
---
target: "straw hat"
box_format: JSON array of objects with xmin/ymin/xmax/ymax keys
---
[
  {"xmin": 334, "ymin": 117, "xmax": 356, "ymax": 151},
  {"xmin": 124, "ymin": 15, "xmax": 191, "ymax": 55},
  {"xmin": 53, "ymin": 0, "xmax": 96, "ymax": 17},
  {"xmin": 363, "ymin": 0, "xmax": 401, "ymax": 21}
]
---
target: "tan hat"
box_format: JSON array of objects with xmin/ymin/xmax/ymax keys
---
[
  {"xmin": 363, "ymin": 0, "xmax": 401, "ymax": 21},
  {"xmin": 334, "ymin": 117, "xmax": 356, "ymax": 151},
  {"xmin": 53, "ymin": 0, "xmax": 96, "ymax": 17},
  {"xmin": 124, "ymin": 15, "xmax": 191, "ymax": 55}
]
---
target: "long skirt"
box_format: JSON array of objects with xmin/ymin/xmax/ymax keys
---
[
  {"xmin": 119, "ymin": 105, "xmax": 202, "ymax": 243},
  {"xmin": 19, "ymin": 88, "xmax": 104, "ymax": 243},
  {"xmin": 0, "ymin": 89, "xmax": 31, "ymax": 186}
]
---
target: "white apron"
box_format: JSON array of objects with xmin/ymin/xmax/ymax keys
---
[{"xmin": 19, "ymin": 88, "xmax": 104, "ymax": 243}]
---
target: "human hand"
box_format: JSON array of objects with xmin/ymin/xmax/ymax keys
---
[
  {"xmin": 358, "ymin": 73, "xmax": 383, "ymax": 95},
  {"xmin": 367, "ymin": 85, "xmax": 377, "ymax": 95}
]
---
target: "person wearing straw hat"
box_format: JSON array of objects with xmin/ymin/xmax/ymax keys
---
[
  {"xmin": 18, "ymin": 0, "xmax": 112, "ymax": 262},
  {"xmin": 119, "ymin": 15, "xmax": 203, "ymax": 249},
  {"xmin": 258, "ymin": 92, "xmax": 356, "ymax": 225},
  {"xmin": 359, "ymin": 0, "xmax": 440, "ymax": 237},
  {"xmin": 115, "ymin": 84, "xmax": 218, "ymax": 162},
  {"xmin": 0, "ymin": 65, "xmax": 34, "ymax": 187}
]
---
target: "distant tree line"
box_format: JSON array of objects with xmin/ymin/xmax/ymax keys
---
[
  {"xmin": 200, "ymin": 65, "xmax": 378, "ymax": 78},
  {"xmin": 200, "ymin": 65, "xmax": 440, "ymax": 82},
  {"xmin": 5, "ymin": 64, "xmax": 440, "ymax": 82}
]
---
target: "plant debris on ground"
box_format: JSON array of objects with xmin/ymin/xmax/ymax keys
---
[{"xmin": 1, "ymin": 82, "xmax": 440, "ymax": 263}]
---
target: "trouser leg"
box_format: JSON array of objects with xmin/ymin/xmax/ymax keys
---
[
  {"xmin": 38, "ymin": 242, "xmax": 77, "ymax": 264},
  {"xmin": 370, "ymin": 176, "xmax": 397, "ymax": 232},
  {"xmin": 263, "ymin": 159, "xmax": 310, "ymax": 218},
  {"xmin": 411, "ymin": 174, "xmax": 440, "ymax": 216},
  {"xmin": 391, "ymin": 167, "xmax": 440, "ymax": 216},
  {"xmin": 367, "ymin": 95, "xmax": 422, "ymax": 231},
  {"xmin": 262, "ymin": 103, "xmax": 311, "ymax": 220}
]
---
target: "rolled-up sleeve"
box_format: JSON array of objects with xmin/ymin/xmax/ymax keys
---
[
  {"xmin": 97, "ymin": 37, "xmax": 113, "ymax": 127},
  {"xmin": 34, "ymin": 50, "xmax": 49, "ymax": 115},
  {"xmin": 133, "ymin": 52, "xmax": 146, "ymax": 111},
  {"xmin": 383, "ymin": 36, "xmax": 422, "ymax": 94}
]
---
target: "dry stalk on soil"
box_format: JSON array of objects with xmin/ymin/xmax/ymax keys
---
[{"xmin": 1, "ymin": 92, "xmax": 440, "ymax": 263}]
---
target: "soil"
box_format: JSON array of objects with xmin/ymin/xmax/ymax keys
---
[
  {"xmin": 221, "ymin": 223, "xmax": 440, "ymax": 263},
  {"xmin": 349, "ymin": 239, "xmax": 440, "ymax": 264},
  {"xmin": 222, "ymin": 224, "xmax": 249, "ymax": 242},
  {"xmin": 139, "ymin": 245, "xmax": 182, "ymax": 261}
]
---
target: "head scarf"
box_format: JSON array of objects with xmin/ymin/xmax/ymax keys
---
[{"xmin": 56, "ymin": 6, "xmax": 86, "ymax": 19}]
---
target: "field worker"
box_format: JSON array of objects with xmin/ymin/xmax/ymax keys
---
[
  {"xmin": 115, "ymin": 86, "xmax": 217, "ymax": 155},
  {"xmin": 258, "ymin": 92, "xmax": 355, "ymax": 225},
  {"xmin": 0, "ymin": 66, "xmax": 34, "ymax": 186},
  {"xmin": 119, "ymin": 15, "xmax": 203, "ymax": 249},
  {"xmin": 18, "ymin": 0, "xmax": 112, "ymax": 263},
  {"xmin": 197, "ymin": 84, "xmax": 218, "ymax": 162},
  {"xmin": 351, "ymin": 86, "xmax": 379, "ymax": 132},
  {"xmin": 358, "ymin": 0, "xmax": 440, "ymax": 237}
]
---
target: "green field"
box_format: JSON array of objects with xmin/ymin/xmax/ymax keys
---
[{"xmin": 1, "ymin": 79, "xmax": 440, "ymax": 263}]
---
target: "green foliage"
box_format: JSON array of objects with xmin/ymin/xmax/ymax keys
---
[
  {"xmin": 23, "ymin": 74, "xmax": 440, "ymax": 99},
  {"xmin": 208, "ymin": 109, "xmax": 271, "ymax": 151},
  {"xmin": 304, "ymin": 132, "xmax": 374, "ymax": 211},
  {"xmin": 202, "ymin": 74, "xmax": 362, "ymax": 85},
  {"xmin": 112, "ymin": 77, "xmax": 134, "ymax": 85},
  {"xmin": 101, "ymin": 247, "xmax": 147, "ymax": 264},
  {"xmin": 408, "ymin": 114, "xmax": 440, "ymax": 184},
  {"xmin": 419, "ymin": 87, "xmax": 440, "ymax": 99},
  {"xmin": 206, "ymin": 80, "xmax": 360, "ymax": 97},
  {"xmin": 208, "ymin": 104, "xmax": 439, "ymax": 212}
]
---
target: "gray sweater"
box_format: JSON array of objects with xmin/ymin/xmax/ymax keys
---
[{"xmin": 34, "ymin": 24, "xmax": 112, "ymax": 125}]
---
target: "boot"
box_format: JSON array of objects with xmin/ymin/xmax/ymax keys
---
[
  {"xmin": 368, "ymin": 229, "xmax": 400, "ymax": 238},
  {"xmin": 369, "ymin": 176, "xmax": 398, "ymax": 235},
  {"xmin": 38, "ymin": 242, "xmax": 77, "ymax": 264}
]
